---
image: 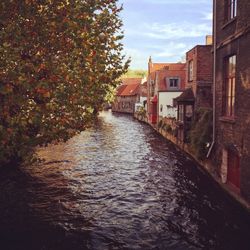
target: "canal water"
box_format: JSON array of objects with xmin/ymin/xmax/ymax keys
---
[{"xmin": 0, "ymin": 111, "xmax": 250, "ymax": 250}]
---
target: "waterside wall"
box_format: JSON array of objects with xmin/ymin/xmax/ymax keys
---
[{"xmin": 134, "ymin": 113, "xmax": 250, "ymax": 212}]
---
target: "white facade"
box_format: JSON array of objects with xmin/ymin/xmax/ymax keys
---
[
  {"xmin": 158, "ymin": 91, "xmax": 183, "ymax": 119},
  {"xmin": 140, "ymin": 96, "xmax": 147, "ymax": 104},
  {"xmin": 135, "ymin": 97, "xmax": 147, "ymax": 112}
]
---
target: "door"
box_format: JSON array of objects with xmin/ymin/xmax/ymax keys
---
[{"xmin": 227, "ymin": 150, "xmax": 240, "ymax": 190}]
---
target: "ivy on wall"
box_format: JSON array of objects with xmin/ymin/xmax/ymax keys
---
[{"xmin": 188, "ymin": 108, "xmax": 213, "ymax": 160}]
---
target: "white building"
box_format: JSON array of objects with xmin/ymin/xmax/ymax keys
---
[{"xmin": 158, "ymin": 91, "xmax": 183, "ymax": 119}]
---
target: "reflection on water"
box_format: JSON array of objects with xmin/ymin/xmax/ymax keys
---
[{"xmin": 0, "ymin": 111, "xmax": 250, "ymax": 250}]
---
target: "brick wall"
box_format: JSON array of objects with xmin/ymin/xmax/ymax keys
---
[
  {"xmin": 214, "ymin": 0, "xmax": 250, "ymax": 201},
  {"xmin": 186, "ymin": 45, "xmax": 213, "ymax": 110}
]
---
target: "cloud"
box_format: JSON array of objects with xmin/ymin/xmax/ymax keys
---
[
  {"xmin": 202, "ymin": 12, "xmax": 213, "ymax": 20},
  {"xmin": 124, "ymin": 48, "xmax": 149, "ymax": 69},
  {"xmin": 120, "ymin": 0, "xmax": 213, "ymax": 69},
  {"xmin": 154, "ymin": 42, "xmax": 189, "ymax": 58},
  {"xmin": 144, "ymin": 22, "xmax": 212, "ymax": 40},
  {"xmin": 122, "ymin": 20, "xmax": 212, "ymax": 69},
  {"xmin": 124, "ymin": 41, "xmax": 192, "ymax": 69}
]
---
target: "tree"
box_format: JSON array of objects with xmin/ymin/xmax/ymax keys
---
[
  {"xmin": 122, "ymin": 69, "xmax": 147, "ymax": 78},
  {"xmin": 0, "ymin": 0, "xmax": 129, "ymax": 166}
]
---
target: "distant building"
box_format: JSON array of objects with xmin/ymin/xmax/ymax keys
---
[
  {"xmin": 135, "ymin": 79, "xmax": 147, "ymax": 112},
  {"xmin": 212, "ymin": 0, "xmax": 250, "ymax": 200},
  {"xmin": 112, "ymin": 78, "xmax": 142, "ymax": 114},
  {"xmin": 147, "ymin": 57, "xmax": 186, "ymax": 125}
]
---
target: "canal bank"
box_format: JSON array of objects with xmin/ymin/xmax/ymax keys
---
[{"xmin": 134, "ymin": 112, "xmax": 250, "ymax": 213}]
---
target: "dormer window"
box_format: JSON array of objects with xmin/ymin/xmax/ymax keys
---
[
  {"xmin": 170, "ymin": 79, "xmax": 179, "ymax": 88},
  {"xmin": 166, "ymin": 77, "xmax": 180, "ymax": 90}
]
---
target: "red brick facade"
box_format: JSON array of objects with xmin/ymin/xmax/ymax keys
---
[
  {"xmin": 175, "ymin": 45, "xmax": 213, "ymax": 143},
  {"xmin": 186, "ymin": 45, "xmax": 213, "ymax": 110},
  {"xmin": 213, "ymin": 0, "xmax": 250, "ymax": 201}
]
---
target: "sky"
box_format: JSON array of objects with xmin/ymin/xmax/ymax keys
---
[{"xmin": 118, "ymin": 0, "xmax": 213, "ymax": 69}]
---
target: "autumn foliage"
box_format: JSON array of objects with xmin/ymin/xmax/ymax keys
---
[{"xmin": 0, "ymin": 0, "xmax": 129, "ymax": 166}]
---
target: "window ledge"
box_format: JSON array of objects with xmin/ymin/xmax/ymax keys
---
[
  {"xmin": 219, "ymin": 116, "xmax": 236, "ymax": 124},
  {"xmin": 222, "ymin": 17, "xmax": 237, "ymax": 30}
]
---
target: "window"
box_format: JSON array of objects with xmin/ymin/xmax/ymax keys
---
[
  {"xmin": 188, "ymin": 60, "xmax": 193, "ymax": 81},
  {"xmin": 167, "ymin": 77, "xmax": 180, "ymax": 89},
  {"xmin": 185, "ymin": 105, "xmax": 193, "ymax": 120},
  {"xmin": 226, "ymin": 0, "xmax": 237, "ymax": 21},
  {"xmin": 227, "ymin": 148, "xmax": 240, "ymax": 189},
  {"xmin": 178, "ymin": 105, "xmax": 184, "ymax": 122},
  {"xmin": 169, "ymin": 78, "xmax": 179, "ymax": 88},
  {"xmin": 224, "ymin": 55, "xmax": 236, "ymax": 117}
]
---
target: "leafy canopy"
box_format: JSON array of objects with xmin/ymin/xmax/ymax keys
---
[
  {"xmin": 0, "ymin": 0, "xmax": 129, "ymax": 165},
  {"xmin": 122, "ymin": 69, "xmax": 147, "ymax": 78}
]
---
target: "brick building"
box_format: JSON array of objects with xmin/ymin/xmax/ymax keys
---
[
  {"xmin": 211, "ymin": 0, "xmax": 250, "ymax": 201},
  {"xmin": 176, "ymin": 42, "xmax": 213, "ymax": 143},
  {"xmin": 147, "ymin": 57, "xmax": 186, "ymax": 125},
  {"xmin": 112, "ymin": 78, "xmax": 142, "ymax": 114},
  {"xmin": 185, "ymin": 44, "xmax": 213, "ymax": 110}
]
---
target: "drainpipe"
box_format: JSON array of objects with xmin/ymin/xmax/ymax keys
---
[{"xmin": 207, "ymin": 0, "xmax": 216, "ymax": 158}]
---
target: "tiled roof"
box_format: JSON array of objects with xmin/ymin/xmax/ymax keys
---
[
  {"xmin": 116, "ymin": 84, "xmax": 127, "ymax": 96},
  {"xmin": 116, "ymin": 83, "xmax": 140, "ymax": 96},
  {"xmin": 149, "ymin": 63, "xmax": 170, "ymax": 73},
  {"xmin": 149, "ymin": 63, "xmax": 185, "ymax": 74},
  {"xmin": 175, "ymin": 88, "xmax": 195, "ymax": 102},
  {"xmin": 120, "ymin": 84, "xmax": 140, "ymax": 96}
]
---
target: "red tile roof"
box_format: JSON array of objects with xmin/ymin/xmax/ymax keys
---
[
  {"xmin": 118, "ymin": 83, "xmax": 140, "ymax": 96},
  {"xmin": 149, "ymin": 63, "xmax": 185, "ymax": 74},
  {"xmin": 116, "ymin": 84, "xmax": 127, "ymax": 96},
  {"xmin": 115, "ymin": 78, "xmax": 143, "ymax": 97},
  {"xmin": 149, "ymin": 63, "xmax": 171, "ymax": 73}
]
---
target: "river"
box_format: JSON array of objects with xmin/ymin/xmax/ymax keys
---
[{"xmin": 0, "ymin": 111, "xmax": 250, "ymax": 250}]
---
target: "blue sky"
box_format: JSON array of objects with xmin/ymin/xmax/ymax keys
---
[{"xmin": 118, "ymin": 0, "xmax": 213, "ymax": 69}]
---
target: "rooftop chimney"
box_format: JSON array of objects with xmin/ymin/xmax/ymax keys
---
[{"xmin": 206, "ymin": 35, "xmax": 213, "ymax": 45}]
